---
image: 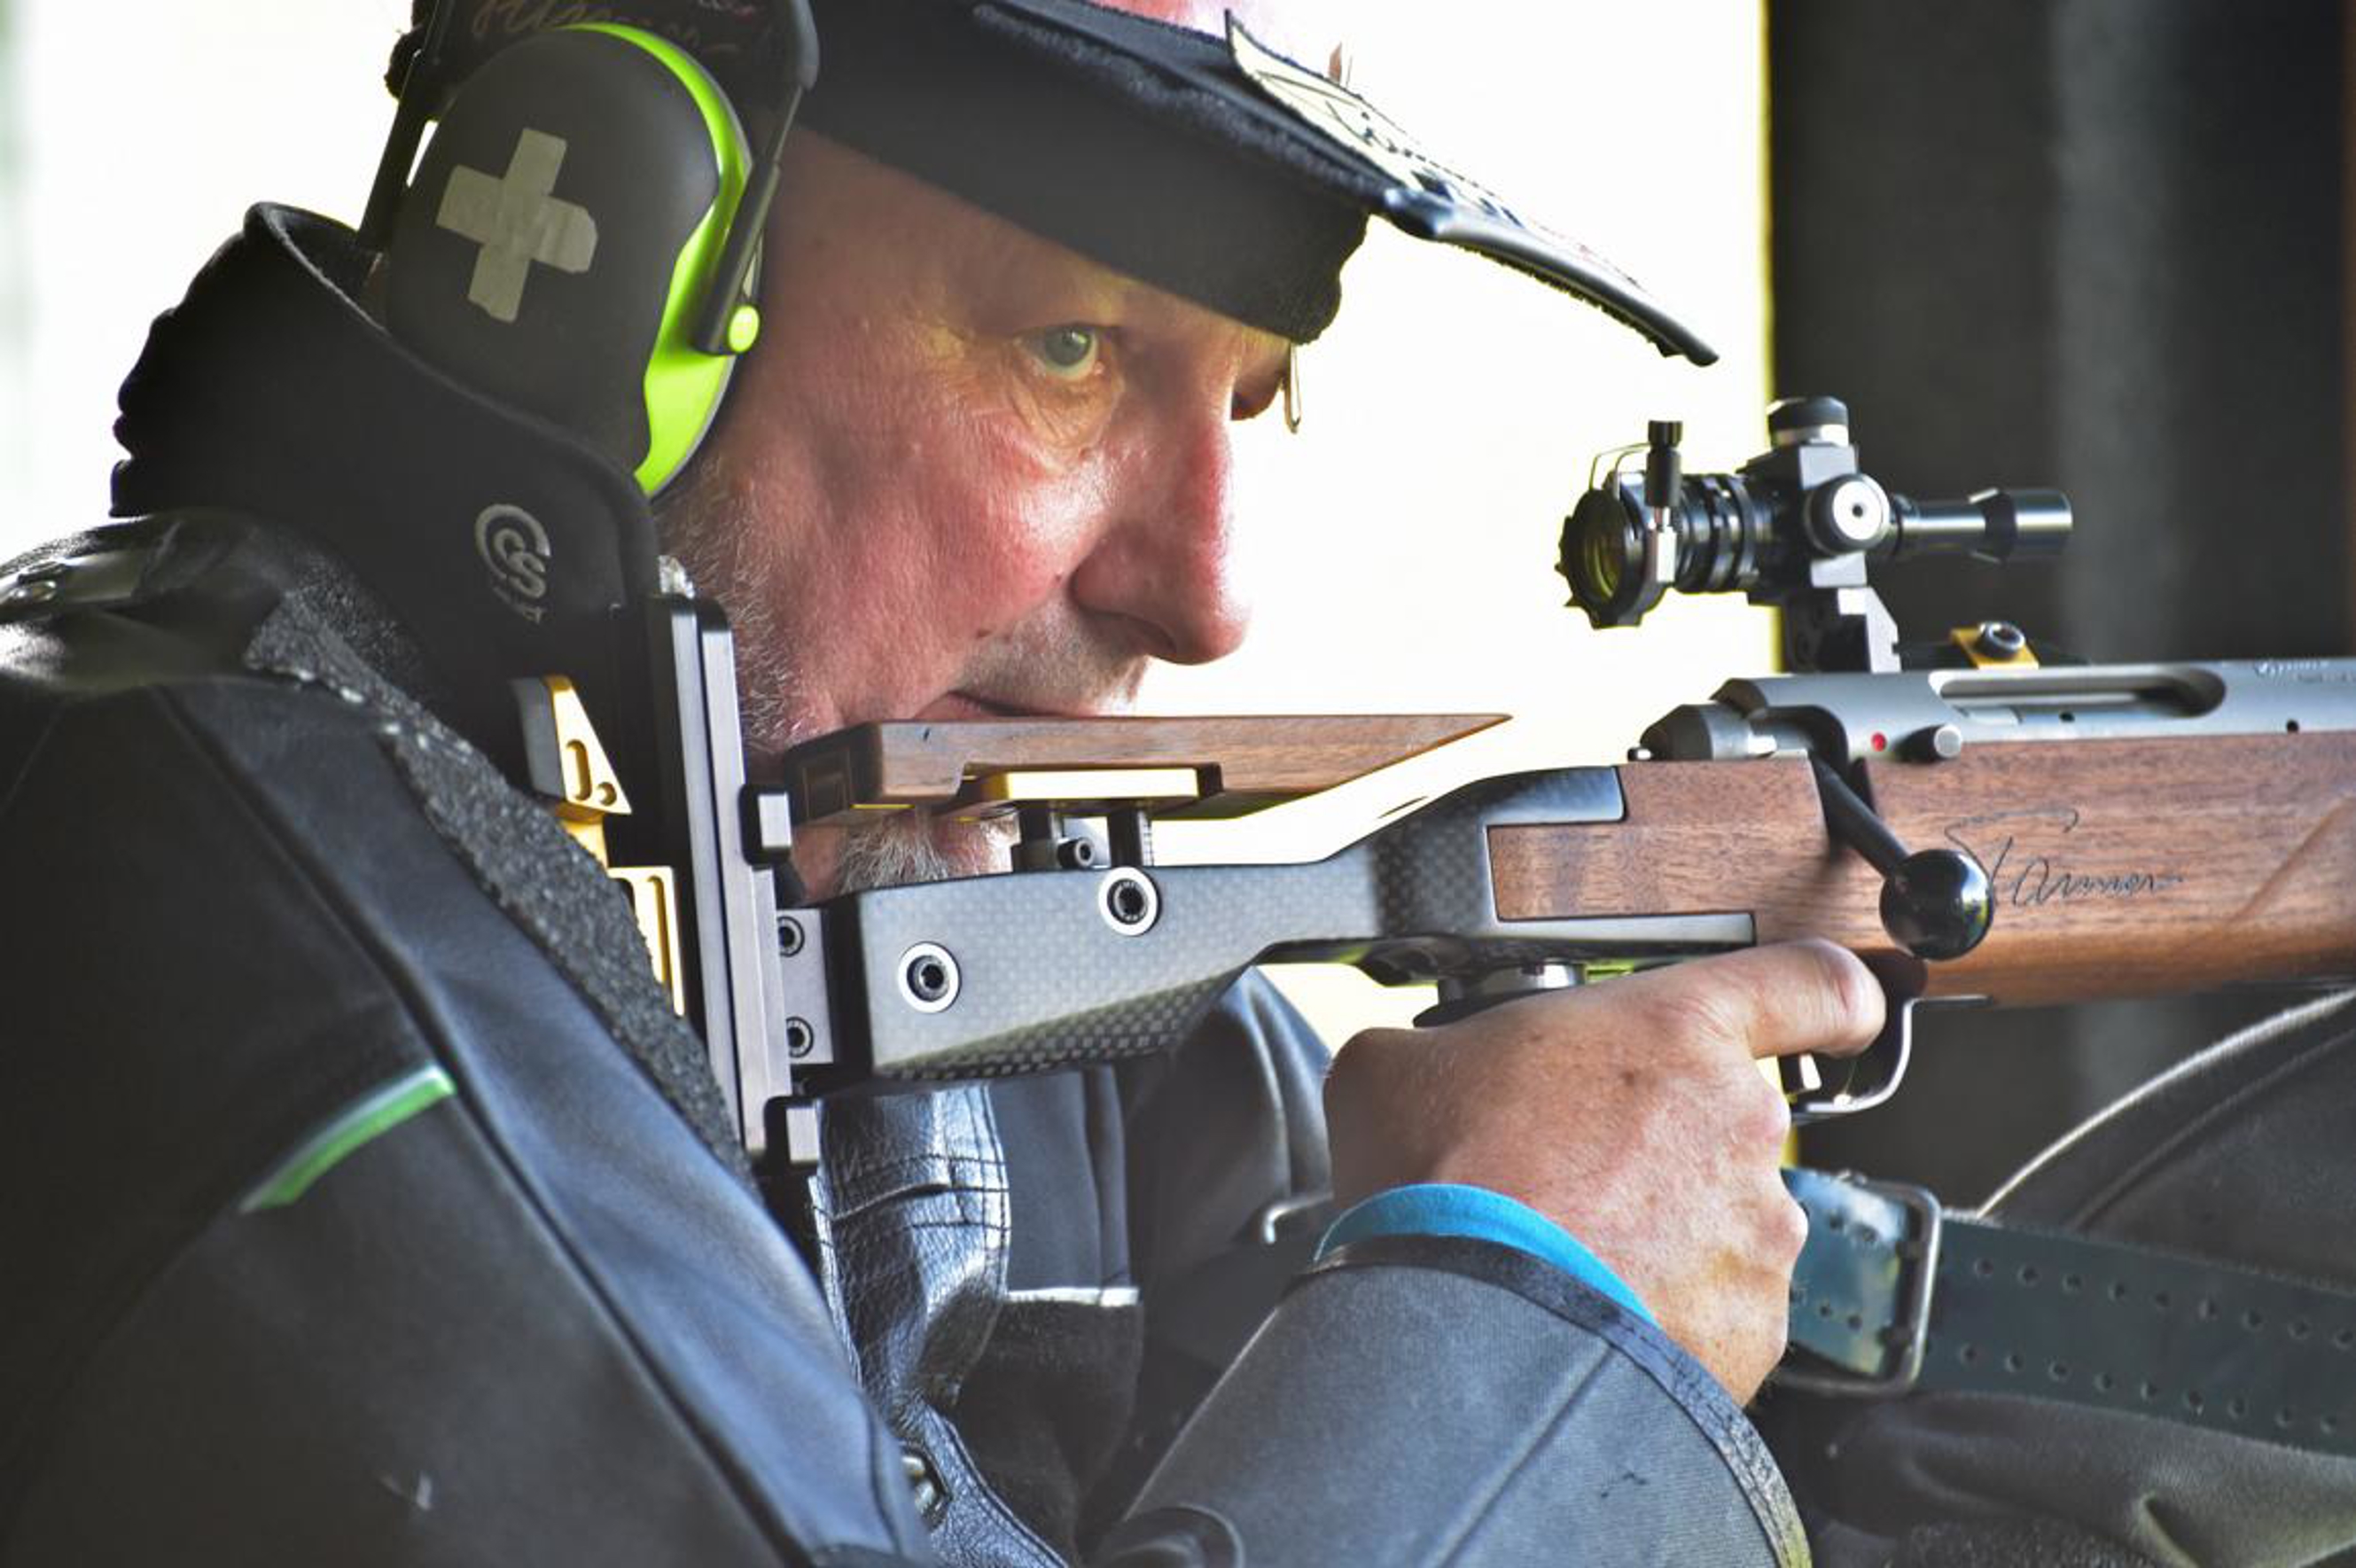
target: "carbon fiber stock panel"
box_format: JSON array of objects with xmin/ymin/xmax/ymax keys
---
[{"xmin": 831, "ymin": 766, "xmax": 1752, "ymax": 1081}]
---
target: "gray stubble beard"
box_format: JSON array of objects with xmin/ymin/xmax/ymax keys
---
[
  {"xmin": 659, "ymin": 470, "xmax": 1012, "ymax": 896},
  {"xmin": 656, "ymin": 462, "xmax": 805, "ymax": 768}
]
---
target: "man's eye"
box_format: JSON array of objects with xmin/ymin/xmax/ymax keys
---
[{"xmin": 1023, "ymin": 324, "xmax": 1103, "ymax": 380}]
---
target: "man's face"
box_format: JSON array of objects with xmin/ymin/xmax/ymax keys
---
[{"xmin": 664, "ymin": 4, "xmax": 1310, "ymax": 888}]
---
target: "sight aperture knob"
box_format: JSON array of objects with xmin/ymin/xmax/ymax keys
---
[
  {"xmin": 1768, "ymin": 394, "xmax": 1853, "ymax": 448},
  {"xmin": 1805, "ymin": 472, "xmax": 1893, "ymax": 555}
]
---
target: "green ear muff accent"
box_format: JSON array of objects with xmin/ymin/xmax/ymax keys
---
[{"xmin": 565, "ymin": 24, "xmax": 753, "ymax": 495}]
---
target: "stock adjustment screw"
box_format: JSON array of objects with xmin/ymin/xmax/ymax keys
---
[
  {"xmin": 1973, "ymin": 620, "xmax": 2028, "ymax": 659},
  {"xmin": 897, "ymin": 943, "xmax": 961, "ymax": 1012},
  {"xmin": 1098, "ymin": 869, "xmax": 1161, "ymax": 935}
]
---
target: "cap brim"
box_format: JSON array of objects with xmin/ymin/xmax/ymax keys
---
[{"xmin": 1220, "ymin": 16, "xmax": 1719, "ymax": 366}]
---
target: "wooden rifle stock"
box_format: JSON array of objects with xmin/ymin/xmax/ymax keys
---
[
  {"xmin": 1493, "ymin": 732, "xmax": 2356, "ymax": 1007},
  {"xmin": 748, "ymin": 661, "xmax": 2356, "ymax": 1135}
]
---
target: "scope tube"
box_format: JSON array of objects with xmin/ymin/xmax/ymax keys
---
[{"xmin": 1892, "ymin": 489, "xmax": 2071, "ymax": 562}]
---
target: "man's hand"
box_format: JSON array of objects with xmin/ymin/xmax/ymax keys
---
[{"xmin": 1323, "ymin": 940, "xmax": 1884, "ymax": 1403}]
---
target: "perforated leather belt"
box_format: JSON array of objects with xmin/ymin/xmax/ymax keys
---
[{"xmin": 1777, "ymin": 1167, "xmax": 2356, "ymax": 1458}]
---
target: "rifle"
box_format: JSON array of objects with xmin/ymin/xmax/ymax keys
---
[{"xmin": 581, "ymin": 395, "xmax": 2356, "ymax": 1175}]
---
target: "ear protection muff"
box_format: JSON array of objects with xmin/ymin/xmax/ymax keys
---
[{"xmin": 383, "ymin": 25, "xmax": 760, "ymax": 495}]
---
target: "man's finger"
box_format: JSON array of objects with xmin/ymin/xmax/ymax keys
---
[
  {"xmin": 1727, "ymin": 940, "xmax": 1884, "ymax": 1060},
  {"xmin": 1625, "ymin": 940, "xmax": 1886, "ymax": 1062}
]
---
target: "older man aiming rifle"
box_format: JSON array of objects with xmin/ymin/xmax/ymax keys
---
[{"xmin": 0, "ymin": 2, "xmax": 1875, "ymax": 1563}]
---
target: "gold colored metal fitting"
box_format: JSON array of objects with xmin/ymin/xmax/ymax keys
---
[
  {"xmin": 963, "ymin": 767, "xmax": 1206, "ymax": 816},
  {"xmin": 542, "ymin": 676, "xmax": 632, "ymax": 821},
  {"xmin": 611, "ymin": 865, "xmax": 687, "ymax": 1015},
  {"xmin": 529, "ymin": 675, "xmax": 687, "ymax": 1015}
]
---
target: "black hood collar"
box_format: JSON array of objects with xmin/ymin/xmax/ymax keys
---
[{"xmin": 112, "ymin": 204, "xmax": 658, "ymax": 761}]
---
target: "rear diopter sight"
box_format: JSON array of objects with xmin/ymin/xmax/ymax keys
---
[{"xmin": 1558, "ymin": 396, "xmax": 2071, "ymax": 672}]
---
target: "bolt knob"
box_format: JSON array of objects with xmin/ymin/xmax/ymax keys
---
[{"xmin": 1880, "ymin": 849, "xmax": 1993, "ymax": 961}]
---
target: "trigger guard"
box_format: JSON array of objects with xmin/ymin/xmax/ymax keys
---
[{"xmin": 1788, "ymin": 952, "xmax": 1930, "ymax": 1122}]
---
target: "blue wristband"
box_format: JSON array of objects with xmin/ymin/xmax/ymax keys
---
[{"xmin": 1315, "ymin": 1183, "xmax": 1656, "ymax": 1324}]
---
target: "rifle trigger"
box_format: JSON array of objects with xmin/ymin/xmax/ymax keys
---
[{"xmin": 1789, "ymin": 955, "xmax": 1927, "ymax": 1122}]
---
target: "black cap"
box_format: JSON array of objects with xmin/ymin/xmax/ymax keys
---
[{"xmin": 390, "ymin": 0, "xmax": 1718, "ymax": 357}]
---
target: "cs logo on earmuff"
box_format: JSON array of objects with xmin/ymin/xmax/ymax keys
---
[{"xmin": 475, "ymin": 503, "xmax": 553, "ymax": 621}]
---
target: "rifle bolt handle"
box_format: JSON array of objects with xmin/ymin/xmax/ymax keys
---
[{"xmin": 1880, "ymin": 848, "xmax": 1993, "ymax": 961}]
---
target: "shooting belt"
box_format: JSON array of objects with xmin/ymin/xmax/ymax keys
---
[{"xmin": 1782, "ymin": 1168, "xmax": 2356, "ymax": 1458}]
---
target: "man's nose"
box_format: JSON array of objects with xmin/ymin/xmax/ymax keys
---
[{"xmin": 1069, "ymin": 402, "xmax": 1252, "ymax": 667}]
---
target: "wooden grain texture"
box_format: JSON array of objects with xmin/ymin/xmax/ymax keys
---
[
  {"xmin": 784, "ymin": 714, "xmax": 1506, "ymax": 827},
  {"xmin": 1489, "ymin": 733, "xmax": 2356, "ymax": 1006}
]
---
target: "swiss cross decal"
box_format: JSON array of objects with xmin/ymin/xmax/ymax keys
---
[{"xmin": 434, "ymin": 128, "xmax": 600, "ymax": 323}]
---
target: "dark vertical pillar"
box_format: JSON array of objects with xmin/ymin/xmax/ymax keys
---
[{"xmin": 1772, "ymin": 0, "xmax": 2348, "ymax": 1199}]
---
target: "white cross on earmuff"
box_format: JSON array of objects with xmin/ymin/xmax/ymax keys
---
[{"xmin": 433, "ymin": 129, "xmax": 599, "ymax": 324}]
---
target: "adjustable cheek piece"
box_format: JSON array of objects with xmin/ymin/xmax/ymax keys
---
[{"xmin": 363, "ymin": 2, "xmax": 819, "ymax": 495}]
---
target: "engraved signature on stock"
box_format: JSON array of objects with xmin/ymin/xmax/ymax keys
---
[{"xmin": 1941, "ymin": 808, "xmax": 2186, "ymax": 910}]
